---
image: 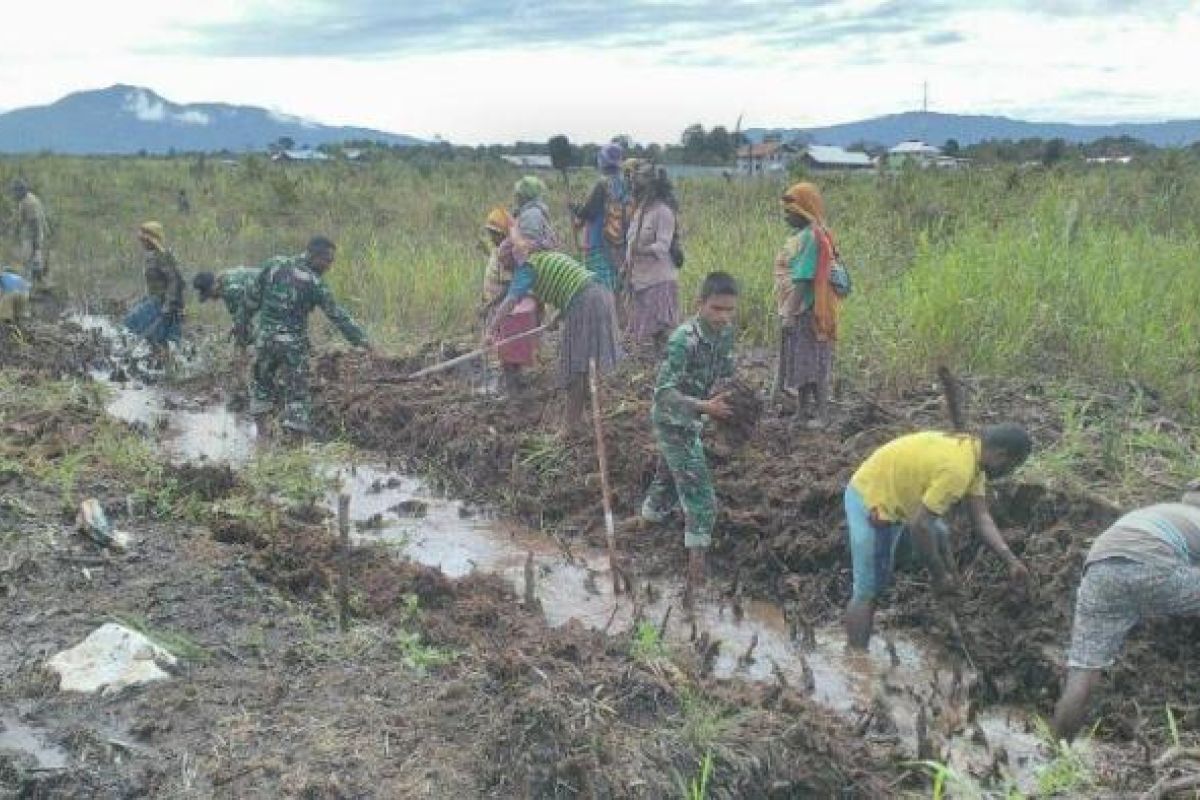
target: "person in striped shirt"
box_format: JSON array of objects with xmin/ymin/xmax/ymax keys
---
[{"xmin": 486, "ymin": 228, "xmax": 621, "ymax": 435}]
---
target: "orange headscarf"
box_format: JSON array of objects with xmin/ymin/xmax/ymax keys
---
[
  {"xmin": 781, "ymin": 182, "xmax": 840, "ymax": 341},
  {"xmin": 484, "ymin": 206, "xmax": 513, "ymax": 238}
]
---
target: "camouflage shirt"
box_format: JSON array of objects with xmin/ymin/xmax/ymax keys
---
[
  {"xmin": 144, "ymin": 248, "xmax": 184, "ymax": 313},
  {"xmin": 218, "ymin": 267, "xmax": 261, "ymax": 318},
  {"xmin": 16, "ymin": 193, "xmax": 48, "ymax": 251},
  {"xmin": 651, "ymin": 316, "xmax": 736, "ymax": 432},
  {"xmin": 238, "ymin": 253, "xmax": 367, "ymax": 349}
]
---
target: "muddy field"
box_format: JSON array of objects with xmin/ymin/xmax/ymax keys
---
[
  {"xmin": 4, "ymin": 311, "xmax": 1200, "ymax": 798},
  {"xmin": 1, "ymin": 318, "xmax": 912, "ymax": 798}
]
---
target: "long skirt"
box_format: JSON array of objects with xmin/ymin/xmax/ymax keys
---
[
  {"xmin": 560, "ymin": 283, "xmax": 622, "ymax": 384},
  {"xmin": 780, "ymin": 310, "xmax": 833, "ymax": 391},
  {"xmin": 489, "ymin": 297, "xmax": 539, "ymax": 367},
  {"xmin": 124, "ymin": 296, "xmax": 181, "ymax": 346},
  {"xmin": 627, "ymin": 280, "xmax": 679, "ymax": 344}
]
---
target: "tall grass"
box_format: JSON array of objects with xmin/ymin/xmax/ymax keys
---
[{"xmin": 5, "ymin": 154, "xmax": 1200, "ymax": 411}]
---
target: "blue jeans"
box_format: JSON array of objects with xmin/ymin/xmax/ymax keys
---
[{"xmin": 845, "ymin": 485, "xmax": 905, "ymax": 602}]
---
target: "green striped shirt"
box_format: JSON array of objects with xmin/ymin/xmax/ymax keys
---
[{"xmin": 515, "ymin": 251, "xmax": 593, "ymax": 311}]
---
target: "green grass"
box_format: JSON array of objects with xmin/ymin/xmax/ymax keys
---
[
  {"xmin": 629, "ymin": 620, "xmax": 669, "ymax": 664},
  {"xmin": 109, "ymin": 612, "xmax": 210, "ymax": 663}
]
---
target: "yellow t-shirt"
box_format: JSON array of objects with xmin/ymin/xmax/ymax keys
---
[{"xmin": 850, "ymin": 431, "xmax": 985, "ymax": 522}]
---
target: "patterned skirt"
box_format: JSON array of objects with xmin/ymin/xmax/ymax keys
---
[
  {"xmin": 780, "ymin": 310, "xmax": 833, "ymax": 390},
  {"xmin": 627, "ymin": 280, "xmax": 679, "ymax": 344},
  {"xmin": 560, "ymin": 283, "xmax": 622, "ymax": 382}
]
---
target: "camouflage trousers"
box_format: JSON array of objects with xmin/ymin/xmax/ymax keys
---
[
  {"xmin": 641, "ymin": 423, "xmax": 715, "ymax": 549},
  {"xmin": 250, "ymin": 339, "xmax": 311, "ymax": 433}
]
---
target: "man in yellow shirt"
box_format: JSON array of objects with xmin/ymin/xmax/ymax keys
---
[{"xmin": 844, "ymin": 425, "xmax": 1033, "ymax": 650}]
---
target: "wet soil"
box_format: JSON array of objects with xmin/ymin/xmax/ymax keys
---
[
  {"xmin": 311, "ymin": 347, "xmax": 1200, "ymax": 754},
  {"xmin": 1, "ymin": 318, "xmax": 908, "ymax": 797}
]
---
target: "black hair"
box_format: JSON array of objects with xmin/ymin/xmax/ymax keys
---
[
  {"xmin": 306, "ymin": 235, "xmax": 336, "ymax": 256},
  {"xmin": 192, "ymin": 271, "xmax": 216, "ymax": 298},
  {"xmin": 700, "ymin": 271, "xmax": 739, "ymax": 300},
  {"xmin": 982, "ymin": 423, "xmax": 1032, "ymax": 463}
]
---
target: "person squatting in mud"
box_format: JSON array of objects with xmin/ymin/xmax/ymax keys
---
[
  {"xmin": 640, "ymin": 271, "xmax": 739, "ymax": 601},
  {"xmin": 843, "ymin": 425, "xmax": 1033, "ymax": 650},
  {"xmin": 10, "ymin": 179, "xmax": 50, "ymax": 288},
  {"xmin": 484, "ymin": 226, "xmax": 621, "ymax": 437},
  {"xmin": 192, "ymin": 265, "xmax": 263, "ymax": 404},
  {"xmin": 237, "ymin": 236, "xmax": 371, "ymax": 441},
  {"xmin": 480, "ymin": 206, "xmax": 541, "ymax": 395},
  {"xmin": 124, "ymin": 221, "xmax": 185, "ymax": 369},
  {"xmin": 1052, "ymin": 483, "xmax": 1200, "ymax": 742}
]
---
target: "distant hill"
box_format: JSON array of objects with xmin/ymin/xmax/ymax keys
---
[
  {"xmin": 0, "ymin": 85, "xmax": 424, "ymax": 154},
  {"xmin": 744, "ymin": 111, "xmax": 1200, "ymax": 149}
]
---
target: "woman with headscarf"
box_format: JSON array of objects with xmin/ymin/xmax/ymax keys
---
[
  {"xmin": 624, "ymin": 161, "xmax": 680, "ymax": 357},
  {"xmin": 773, "ymin": 182, "xmax": 842, "ymax": 428},
  {"xmin": 124, "ymin": 221, "xmax": 184, "ymax": 367},
  {"xmin": 480, "ymin": 206, "xmax": 540, "ymax": 394},
  {"xmin": 570, "ymin": 142, "xmax": 631, "ymax": 292},
  {"xmin": 512, "ymin": 175, "xmax": 559, "ymax": 252}
]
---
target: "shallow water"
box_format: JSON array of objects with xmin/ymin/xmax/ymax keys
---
[{"xmin": 77, "ymin": 308, "xmax": 1054, "ymax": 793}]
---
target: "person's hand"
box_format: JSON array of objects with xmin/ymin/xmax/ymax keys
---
[
  {"xmin": 483, "ymin": 330, "xmax": 497, "ymax": 346},
  {"xmin": 544, "ymin": 312, "xmax": 561, "ymax": 332},
  {"xmin": 699, "ymin": 392, "xmax": 733, "ymax": 420},
  {"xmin": 1008, "ymin": 558, "xmax": 1031, "ymax": 585}
]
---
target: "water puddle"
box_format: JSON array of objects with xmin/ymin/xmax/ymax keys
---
[
  {"xmin": 73, "ymin": 308, "xmax": 1052, "ymax": 792},
  {"xmin": 0, "ymin": 717, "xmax": 69, "ymax": 771},
  {"xmin": 335, "ymin": 463, "xmax": 1050, "ymax": 793}
]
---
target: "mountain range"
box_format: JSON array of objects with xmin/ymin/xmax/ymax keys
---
[
  {"xmin": 0, "ymin": 85, "xmax": 423, "ymax": 154},
  {"xmin": 744, "ymin": 111, "xmax": 1200, "ymax": 149},
  {"xmin": 1, "ymin": 86, "xmax": 1197, "ymax": 154}
]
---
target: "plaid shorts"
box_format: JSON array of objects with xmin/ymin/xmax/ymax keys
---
[{"xmin": 1067, "ymin": 557, "xmax": 1200, "ymax": 669}]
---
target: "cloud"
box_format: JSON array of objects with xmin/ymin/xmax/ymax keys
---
[
  {"xmin": 922, "ymin": 30, "xmax": 965, "ymax": 46},
  {"xmin": 174, "ymin": 0, "xmax": 962, "ymax": 59},
  {"xmin": 122, "ymin": 89, "xmax": 210, "ymax": 125}
]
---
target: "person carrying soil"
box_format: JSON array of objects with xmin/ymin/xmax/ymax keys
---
[
  {"xmin": 570, "ymin": 142, "xmax": 630, "ymax": 293},
  {"xmin": 640, "ymin": 271, "xmax": 739, "ymax": 602},
  {"xmin": 484, "ymin": 229, "xmax": 621, "ymax": 436},
  {"xmin": 843, "ymin": 426, "xmax": 1033, "ymax": 650},
  {"xmin": 772, "ymin": 181, "xmax": 845, "ymax": 429},
  {"xmin": 480, "ymin": 206, "xmax": 540, "ymax": 395},
  {"xmin": 124, "ymin": 221, "xmax": 184, "ymax": 369},
  {"xmin": 237, "ymin": 236, "xmax": 370, "ymax": 441},
  {"xmin": 1053, "ymin": 485, "xmax": 1200, "ymax": 742},
  {"xmin": 10, "ymin": 179, "xmax": 50, "ymax": 288},
  {"xmin": 624, "ymin": 161, "xmax": 681, "ymax": 359}
]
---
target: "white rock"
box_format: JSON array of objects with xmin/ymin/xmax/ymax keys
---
[{"xmin": 47, "ymin": 623, "xmax": 177, "ymax": 694}]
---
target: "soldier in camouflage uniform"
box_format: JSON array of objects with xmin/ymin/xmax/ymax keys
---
[
  {"xmin": 237, "ymin": 236, "xmax": 369, "ymax": 440},
  {"xmin": 11, "ymin": 180, "xmax": 49, "ymax": 287},
  {"xmin": 194, "ymin": 267, "xmax": 263, "ymax": 406},
  {"xmin": 640, "ymin": 271, "xmax": 740, "ymax": 599}
]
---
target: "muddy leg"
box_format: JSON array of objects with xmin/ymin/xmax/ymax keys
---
[
  {"xmin": 845, "ymin": 599, "xmax": 876, "ymax": 651},
  {"xmin": 501, "ymin": 364, "xmax": 523, "ymax": 396},
  {"xmin": 1052, "ymin": 668, "xmax": 1102, "ymax": 743}
]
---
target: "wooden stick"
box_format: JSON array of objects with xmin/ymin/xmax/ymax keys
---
[
  {"xmin": 404, "ymin": 322, "xmax": 552, "ymax": 381},
  {"xmin": 588, "ymin": 358, "xmax": 622, "ymax": 594},
  {"xmin": 337, "ymin": 493, "xmax": 350, "ymax": 631}
]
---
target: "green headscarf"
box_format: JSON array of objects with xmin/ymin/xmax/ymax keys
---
[{"xmin": 513, "ymin": 175, "xmax": 547, "ymax": 203}]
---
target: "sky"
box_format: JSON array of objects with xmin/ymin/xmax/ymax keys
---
[{"xmin": 1, "ymin": 0, "xmax": 1197, "ymax": 144}]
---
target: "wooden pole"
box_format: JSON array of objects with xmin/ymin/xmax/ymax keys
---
[
  {"xmin": 588, "ymin": 358, "xmax": 622, "ymax": 594},
  {"xmin": 404, "ymin": 322, "xmax": 552, "ymax": 381},
  {"xmin": 337, "ymin": 493, "xmax": 350, "ymax": 631}
]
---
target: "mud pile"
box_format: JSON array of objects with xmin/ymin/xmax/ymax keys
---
[{"xmin": 314, "ymin": 349, "xmax": 1200, "ymax": 744}]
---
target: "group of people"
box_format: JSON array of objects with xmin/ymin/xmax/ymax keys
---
[{"xmin": 11, "ymin": 157, "xmax": 1197, "ymax": 747}]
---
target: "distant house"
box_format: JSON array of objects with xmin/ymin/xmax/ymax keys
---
[
  {"xmin": 800, "ymin": 145, "xmax": 874, "ymax": 171},
  {"xmin": 736, "ymin": 141, "xmax": 799, "ymax": 174},
  {"xmin": 887, "ymin": 140, "xmax": 941, "ymax": 167},
  {"xmin": 341, "ymin": 148, "xmax": 366, "ymax": 162},
  {"xmin": 1086, "ymin": 155, "xmax": 1133, "ymax": 165},
  {"xmin": 272, "ymin": 149, "xmax": 330, "ymax": 163},
  {"xmin": 501, "ymin": 154, "xmax": 554, "ymax": 169}
]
